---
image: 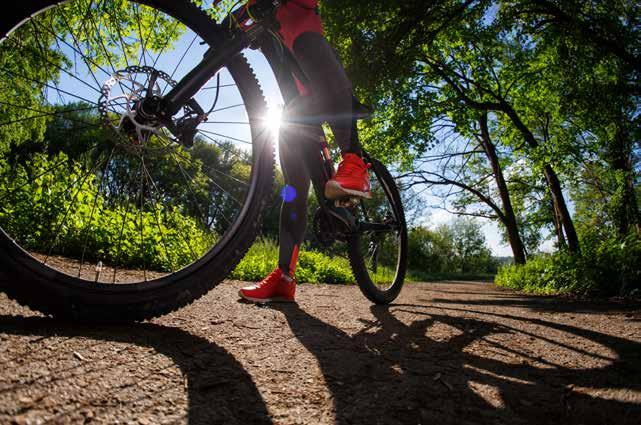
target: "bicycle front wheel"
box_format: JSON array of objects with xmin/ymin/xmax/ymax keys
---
[
  {"xmin": 348, "ymin": 158, "xmax": 408, "ymax": 304},
  {"xmin": 0, "ymin": 0, "xmax": 274, "ymax": 321}
]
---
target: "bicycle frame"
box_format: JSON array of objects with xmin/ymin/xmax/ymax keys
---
[{"xmin": 161, "ymin": 0, "xmax": 312, "ymax": 116}]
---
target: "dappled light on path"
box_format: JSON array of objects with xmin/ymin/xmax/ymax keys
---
[{"xmin": 0, "ymin": 280, "xmax": 640, "ymax": 424}]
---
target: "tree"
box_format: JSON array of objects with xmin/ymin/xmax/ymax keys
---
[
  {"xmin": 408, "ymin": 218, "xmax": 495, "ymax": 274},
  {"xmin": 450, "ymin": 217, "xmax": 494, "ymax": 273},
  {"xmin": 501, "ymin": 0, "xmax": 641, "ymax": 234},
  {"xmin": 408, "ymin": 226, "xmax": 454, "ymax": 273},
  {"xmin": 323, "ymin": 0, "xmax": 581, "ymax": 255}
]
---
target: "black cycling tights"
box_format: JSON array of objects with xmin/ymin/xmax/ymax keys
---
[{"xmin": 262, "ymin": 31, "xmax": 362, "ymax": 275}]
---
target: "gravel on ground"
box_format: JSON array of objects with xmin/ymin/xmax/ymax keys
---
[{"xmin": 1, "ymin": 280, "xmax": 640, "ymax": 424}]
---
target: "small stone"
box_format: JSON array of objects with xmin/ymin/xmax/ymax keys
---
[{"xmin": 18, "ymin": 396, "xmax": 33, "ymax": 405}]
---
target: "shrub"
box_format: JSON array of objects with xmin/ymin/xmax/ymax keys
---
[
  {"xmin": 297, "ymin": 250, "xmax": 354, "ymax": 284},
  {"xmin": 229, "ymin": 238, "xmax": 279, "ymax": 281},
  {"xmin": 496, "ymin": 231, "xmax": 641, "ymax": 296},
  {"xmin": 0, "ymin": 153, "xmax": 215, "ymax": 272},
  {"xmin": 230, "ymin": 239, "xmax": 354, "ymax": 284}
]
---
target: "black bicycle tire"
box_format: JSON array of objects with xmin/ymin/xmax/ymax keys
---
[
  {"xmin": 0, "ymin": 0, "xmax": 274, "ymax": 322},
  {"xmin": 348, "ymin": 159, "xmax": 408, "ymax": 304}
]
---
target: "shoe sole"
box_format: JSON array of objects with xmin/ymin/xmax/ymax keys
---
[
  {"xmin": 238, "ymin": 290, "xmax": 296, "ymax": 304},
  {"xmin": 324, "ymin": 180, "xmax": 372, "ymax": 200}
]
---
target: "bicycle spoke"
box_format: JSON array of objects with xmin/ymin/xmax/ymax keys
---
[
  {"xmin": 0, "ymin": 104, "xmax": 97, "ymax": 128},
  {"xmin": 102, "ymin": 4, "xmax": 133, "ymax": 69},
  {"xmin": 78, "ymin": 148, "xmax": 115, "ymax": 277},
  {"xmin": 138, "ymin": 155, "xmax": 147, "ymax": 281},
  {"xmin": 0, "ymin": 66, "xmax": 103, "ymax": 107},
  {"xmin": 166, "ymin": 145, "xmax": 233, "ymax": 228},
  {"xmin": 168, "ymin": 34, "xmax": 198, "ymax": 82},
  {"xmin": 202, "ymin": 83, "xmax": 237, "ymax": 90},
  {"xmin": 111, "ymin": 156, "xmax": 142, "ymax": 283},
  {"xmin": 52, "ymin": 8, "xmax": 112, "ymax": 84},
  {"xmin": 0, "ymin": 131, "xmax": 111, "ymax": 205},
  {"xmin": 209, "ymin": 103, "xmax": 246, "ymax": 113},
  {"xmin": 197, "ymin": 129, "xmax": 252, "ymax": 145},
  {"xmin": 85, "ymin": 0, "xmax": 118, "ymax": 74},
  {"xmin": 152, "ymin": 20, "xmax": 181, "ymax": 69},
  {"xmin": 141, "ymin": 160, "xmax": 176, "ymax": 273},
  {"xmin": 155, "ymin": 135, "xmax": 245, "ymax": 208},
  {"xmin": 81, "ymin": 0, "xmax": 135, "ymax": 98},
  {"xmin": 163, "ymin": 140, "xmax": 250, "ymax": 189},
  {"xmin": 134, "ymin": 5, "xmax": 159, "ymax": 67},
  {"xmin": 202, "ymin": 120, "xmax": 251, "ymax": 125},
  {"xmin": 44, "ymin": 150, "xmax": 110, "ymax": 264},
  {"xmin": 22, "ymin": 23, "xmax": 103, "ymax": 97}
]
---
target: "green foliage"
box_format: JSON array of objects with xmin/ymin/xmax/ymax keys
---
[
  {"xmin": 496, "ymin": 231, "xmax": 641, "ymax": 296},
  {"xmin": 408, "ymin": 218, "xmax": 498, "ymax": 274},
  {"xmin": 408, "ymin": 226, "xmax": 454, "ymax": 273},
  {"xmin": 297, "ymin": 250, "xmax": 353, "ymax": 284},
  {"xmin": 230, "ymin": 239, "xmax": 354, "ymax": 284},
  {"xmin": 229, "ymin": 238, "xmax": 279, "ymax": 281},
  {"xmin": 322, "ymin": 0, "xmax": 640, "ymax": 259},
  {"xmin": 0, "ymin": 153, "xmax": 215, "ymax": 272}
]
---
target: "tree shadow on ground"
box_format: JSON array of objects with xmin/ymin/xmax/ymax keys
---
[
  {"xmin": 417, "ymin": 281, "xmax": 641, "ymax": 314},
  {"xmin": 0, "ymin": 315, "xmax": 272, "ymax": 425},
  {"xmin": 269, "ymin": 297, "xmax": 641, "ymax": 425},
  {"xmin": 423, "ymin": 295, "xmax": 641, "ymax": 315}
]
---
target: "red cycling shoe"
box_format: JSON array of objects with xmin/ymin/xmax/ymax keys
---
[
  {"xmin": 325, "ymin": 153, "xmax": 372, "ymax": 200},
  {"xmin": 238, "ymin": 268, "xmax": 296, "ymax": 303}
]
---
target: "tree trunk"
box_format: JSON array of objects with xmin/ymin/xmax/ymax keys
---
[
  {"xmin": 551, "ymin": 198, "xmax": 567, "ymax": 248},
  {"xmin": 500, "ymin": 103, "xmax": 581, "ymax": 253},
  {"xmin": 479, "ymin": 114, "xmax": 527, "ymax": 264},
  {"xmin": 542, "ymin": 165, "xmax": 580, "ymax": 252},
  {"xmin": 610, "ymin": 125, "xmax": 641, "ymax": 235}
]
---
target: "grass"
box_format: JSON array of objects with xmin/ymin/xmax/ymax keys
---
[{"xmin": 232, "ymin": 239, "xmax": 495, "ymax": 284}]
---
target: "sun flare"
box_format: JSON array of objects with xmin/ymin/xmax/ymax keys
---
[{"xmin": 265, "ymin": 106, "xmax": 283, "ymax": 136}]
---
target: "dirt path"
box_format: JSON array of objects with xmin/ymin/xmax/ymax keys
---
[{"xmin": 1, "ymin": 280, "xmax": 640, "ymax": 425}]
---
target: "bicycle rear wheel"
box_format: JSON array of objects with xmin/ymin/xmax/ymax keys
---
[
  {"xmin": 348, "ymin": 158, "xmax": 408, "ymax": 304},
  {"xmin": 0, "ymin": 0, "xmax": 274, "ymax": 321}
]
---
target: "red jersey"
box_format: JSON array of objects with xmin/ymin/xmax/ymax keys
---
[
  {"xmin": 275, "ymin": 0, "xmax": 323, "ymax": 51},
  {"xmin": 244, "ymin": 0, "xmax": 323, "ymax": 94}
]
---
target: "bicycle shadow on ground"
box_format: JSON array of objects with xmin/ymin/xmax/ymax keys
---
[
  {"xmin": 270, "ymin": 296, "xmax": 641, "ymax": 425},
  {"xmin": 0, "ymin": 315, "xmax": 272, "ymax": 424}
]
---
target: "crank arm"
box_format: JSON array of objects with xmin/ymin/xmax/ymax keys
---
[{"xmin": 357, "ymin": 222, "xmax": 398, "ymax": 234}]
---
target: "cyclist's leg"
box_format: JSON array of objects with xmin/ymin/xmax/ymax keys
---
[
  {"xmin": 292, "ymin": 32, "xmax": 362, "ymax": 156},
  {"xmin": 276, "ymin": 117, "xmax": 323, "ymax": 275},
  {"xmin": 261, "ymin": 36, "xmax": 321, "ymax": 276}
]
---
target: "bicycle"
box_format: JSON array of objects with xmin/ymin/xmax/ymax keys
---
[{"xmin": 0, "ymin": 0, "xmax": 408, "ymax": 322}]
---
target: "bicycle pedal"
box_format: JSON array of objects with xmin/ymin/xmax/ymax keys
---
[{"xmin": 334, "ymin": 197, "xmax": 360, "ymax": 208}]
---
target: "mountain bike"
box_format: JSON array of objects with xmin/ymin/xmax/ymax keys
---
[{"xmin": 0, "ymin": 0, "xmax": 408, "ymax": 322}]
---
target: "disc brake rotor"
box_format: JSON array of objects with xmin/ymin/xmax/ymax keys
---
[{"xmin": 98, "ymin": 66, "xmax": 178, "ymax": 157}]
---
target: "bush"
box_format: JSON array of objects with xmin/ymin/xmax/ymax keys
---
[
  {"xmin": 230, "ymin": 239, "xmax": 354, "ymax": 284},
  {"xmin": 229, "ymin": 238, "xmax": 279, "ymax": 281},
  {"xmin": 496, "ymin": 231, "xmax": 641, "ymax": 296},
  {"xmin": 0, "ymin": 153, "xmax": 215, "ymax": 272},
  {"xmin": 297, "ymin": 250, "xmax": 353, "ymax": 284}
]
